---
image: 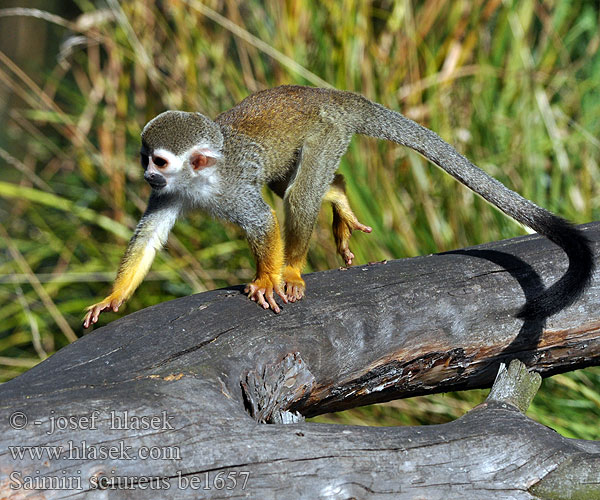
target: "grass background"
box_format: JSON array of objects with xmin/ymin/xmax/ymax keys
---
[{"xmin": 0, "ymin": 0, "xmax": 599, "ymax": 438}]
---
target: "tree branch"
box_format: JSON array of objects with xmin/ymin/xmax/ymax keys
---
[{"xmin": 1, "ymin": 222, "xmax": 599, "ymax": 498}]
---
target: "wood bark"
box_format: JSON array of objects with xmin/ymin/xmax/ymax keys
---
[{"xmin": 1, "ymin": 222, "xmax": 599, "ymax": 499}]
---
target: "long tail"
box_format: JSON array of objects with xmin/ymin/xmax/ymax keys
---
[{"xmin": 354, "ymin": 99, "xmax": 594, "ymax": 319}]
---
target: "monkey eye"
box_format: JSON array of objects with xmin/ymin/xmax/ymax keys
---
[
  {"xmin": 140, "ymin": 153, "xmax": 149, "ymax": 169},
  {"xmin": 153, "ymin": 156, "xmax": 168, "ymax": 167}
]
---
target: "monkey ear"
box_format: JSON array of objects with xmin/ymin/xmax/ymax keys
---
[{"xmin": 190, "ymin": 151, "xmax": 217, "ymax": 170}]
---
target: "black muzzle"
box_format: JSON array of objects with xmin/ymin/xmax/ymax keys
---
[{"xmin": 144, "ymin": 172, "xmax": 167, "ymax": 190}]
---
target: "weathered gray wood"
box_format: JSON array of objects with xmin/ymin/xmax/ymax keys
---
[
  {"xmin": 487, "ymin": 358, "xmax": 542, "ymax": 412},
  {"xmin": 1, "ymin": 222, "xmax": 599, "ymax": 498}
]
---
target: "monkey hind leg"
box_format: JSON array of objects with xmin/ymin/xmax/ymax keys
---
[
  {"xmin": 324, "ymin": 174, "xmax": 372, "ymax": 266},
  {"xmin": 282, "ymin": 191, "xmax": 314, "ymax": 302},
  {"xmin": 282, "ymin": 130, "xmax": 352, "ymax": 301}
]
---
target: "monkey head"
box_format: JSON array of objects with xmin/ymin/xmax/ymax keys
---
[{"xmin": 140, "ymin": 111, "xmax": 224, "ymax": 199}]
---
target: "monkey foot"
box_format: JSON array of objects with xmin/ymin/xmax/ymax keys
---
[
  {"xmin": 244, "ymin": 275, "xmax": 287, "ymax": 313},
  {"xmin": 282, "ymin": 266, "xmax": 305, "ymax": 303},
  {"xmin": 335, "ymin": 220, "xmax": 372, "ymax": 266},
  {"xmin": 83, "ymin": 295, "xmax": 124, "ymax": 328}
]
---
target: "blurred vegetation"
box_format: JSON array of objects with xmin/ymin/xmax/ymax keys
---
[{"xmin": 0, "ymin": 0, "xmax": 598, "ymax": 438}]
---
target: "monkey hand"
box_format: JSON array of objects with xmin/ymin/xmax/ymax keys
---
[
  {"xmin": 334, "ymin": 218, "xmax": 372, "ymax": 266},
  {"xmin": 83, "ymin": 294, "xmax": 124, "ymax": 328},
  {"xmin": 244, "ymin": 275, "xmax": 287, "ymax": 313}
]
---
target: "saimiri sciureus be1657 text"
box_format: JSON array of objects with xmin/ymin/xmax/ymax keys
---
[{"xmin": 83, "ymin": 85, "xmax": 594, "ymax": 328}]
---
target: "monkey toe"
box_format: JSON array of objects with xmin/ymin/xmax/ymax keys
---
[
  {"xmin": 342, "ymin": 248, "xmax": 355, "ymax": 266},
  {"xmin": 355, "ymin": 221, "xmax": 372, "ymax": 233},
  {"xmin": 334, "ymin": 219, "xmax": 372, "ymax": 266},
  {"xmin": 285, "ymin": 283, "xmax": 305, "ymax": 302},
  {"xmin": 338, "ymin": 217, "xmax": 372, "ymax": 236},
  {"xmin": 282, "ymin": 266, "xmax": 305, "ymax": 303},
  {"xmin": 334, "ymin": 237, "xmax": 355, "ymax": 266}
]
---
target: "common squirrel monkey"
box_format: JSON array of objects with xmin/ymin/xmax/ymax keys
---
[{"xmin": 83, "ymin": 85, "xmax": 593, "ymax": 327}]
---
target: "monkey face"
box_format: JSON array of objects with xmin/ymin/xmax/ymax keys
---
[
  {"xmin": 139, "ymin": 144, "xmax": 222, "ymax": 207},
  {"xmin": 140, "ymin": 111, "xmax": 224, "ymax": 203},
  {"xmin": 140, "ymin": 148, "xmax": 181, "ymax": 192}
]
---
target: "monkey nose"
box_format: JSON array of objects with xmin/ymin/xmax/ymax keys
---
[{"xmin": 144, "ymin": 172, "xmax": 167, "ymax": 189}]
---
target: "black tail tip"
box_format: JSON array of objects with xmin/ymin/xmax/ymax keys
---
[
  {"xmin": 516, "ymin": 300, "xmax": 553, "ymax": 321},
  {"xmin": 516, "ymin": 223, "xmax": 594, "ymax": 320}
]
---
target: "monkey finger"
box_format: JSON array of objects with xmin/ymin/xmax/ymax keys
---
[
  {"xmin": 256, "ymin": 290, "xmax": 269, "ymax": 310},
  {"xmin": 94, "ymin": 305, "xmax": 105, "ymax": 322},
  {"xmin": 110, "ymin": 298, "xmax": 123, "ymax": 312},
  {"xmin": 83, "ymin": 308, "xmax": 97, "ymax": 328},
  {"xmin": 86, "ymin": 307, "xmax": 100, "ymax": 327},
  {"xmin": 83, "ymin": 313, "xmax": 92, "ymax": 329},
  {"xmin": 274, "ymin": 285, "xmax": 288, "ymax": 304},
  {"xmin": 265, "ymin": 289, "xmax": 281, "ymax": 313},
  {"xmin": 246, "ymin": 285, "xmax": 267, "ymax": 308},
  {"xmin": 245, "ymin": 284, "xmax": 260, "ymax": 302}
]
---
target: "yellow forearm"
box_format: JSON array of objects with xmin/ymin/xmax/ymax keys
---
[{"xmin": 109, "ymin": 243, "xmax": 157, "ymax": 303}]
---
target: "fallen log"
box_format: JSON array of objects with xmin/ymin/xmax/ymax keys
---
[{"xmin": 1, "ymin": 222, "xmax": 599, "ymax": 498}]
